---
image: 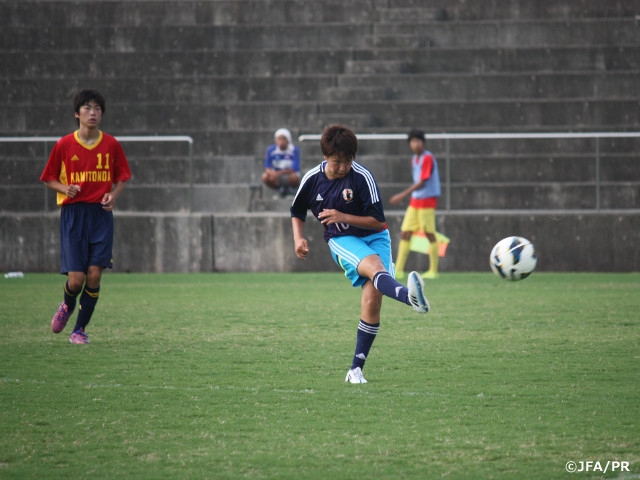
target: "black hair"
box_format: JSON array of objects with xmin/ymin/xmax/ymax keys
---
[
  {"xmin": 320, "ymin": 124, "xmax": 358, "ymax": 161},
  {"xmin": 407, "ymin": 129, "xmax": 425, "ymax": 143},
  {"xmin": 73, "ymin": 89, "xmax": 106, "ymax": 125}
]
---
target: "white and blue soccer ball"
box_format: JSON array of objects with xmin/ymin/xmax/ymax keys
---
[{"xmin": 490, "ymin": 236, "xmax": 537, "ymax": 281}]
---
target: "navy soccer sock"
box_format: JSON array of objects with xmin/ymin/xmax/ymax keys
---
[
  {"xmin": 74, "ymin": 286, "xmax": 100, "ymax": 332},
  {"xmin": 63, "ymin": 280, "xmax": 81, "ymax": 312},
  {"xmin": 372, "ymin": 271, "xmax": 409, "ymax": 305},
  {"xmin": 351, "ymin": 319, "xmax": 380, "ymax": 370}
]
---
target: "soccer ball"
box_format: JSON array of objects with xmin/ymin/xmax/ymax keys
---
[{"xmin": 490, "ymin": 236, "xmax": 537, "ymax": 281}]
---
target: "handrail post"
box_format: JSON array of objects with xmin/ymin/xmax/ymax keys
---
[
  {"xmin": 43, "ymin": 141, "xmax": 49, "ymax": 211},
  {"xmin": 445, "ymin": 137, "xmax": 451, "ymax": 211},
  {"xmin": 595, "ymin": 137, "xmax": 600, "ymax": 211},
  {"xmin": 189, "ymin": 140, "xmax": 194, "ymax": 213}
]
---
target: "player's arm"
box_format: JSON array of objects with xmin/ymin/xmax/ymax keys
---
[
  {"xmin": 390, "ymin": 180, "xmax": 424, "ymax": 205},
  {"xmin": 291, "ymin": 216, "xmax": 309, "ymax": 259},
  {"xmin": 43, "ymin": 180, "xmax": 81, "ymax": 198},
  {"xmin": 101, "ymin": 180, "xmax": 127, "ymax": 211},
  {"xmin": 390, "ymin": 154, "xmax": 433, "ymax": 205},
  {"xmin": 318, "ymin": 209, "xmax": 386, "ymax": 231}
]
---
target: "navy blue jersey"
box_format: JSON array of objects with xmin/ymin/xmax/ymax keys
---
[{"xmin": 290, "ymin": 160, "xmax": 387, "ymax": 242}]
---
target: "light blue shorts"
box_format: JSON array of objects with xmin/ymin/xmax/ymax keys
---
[{"xmin": 328, "ymin": 230, "xmax": 394, "ymax": 287}]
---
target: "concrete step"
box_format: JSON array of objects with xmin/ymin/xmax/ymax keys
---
[
  {"xmin": 2, "ymin": 18, "xmax": 637, "ymax": 53},
  {"xmin": 247, "ymin": 182, "xmax": 639, "ymax": 212},
  {"xmin": 322, "ymin": 87, "xmax": 398, "ymax": 103},
  {"xmin": 369, "ymin": 34, "xmax": 436, "ymax": 49},
  {"xmin": 344, "ymin": 59, "xmax": 414, "ymax": 75},
  {"xmin": 2, "ymin": 210, "xmax": 638, "ymax": 273},
  {"xmin": 0, "ymin": 24, "xmax": 375, "ymax": 52},
  {"xmin": 0, "ymin": 186, "xmax": 50, "ymax": 213},
  {"xmin": 2, "ymin": 0, "xmax": 635, "ymax": 29},
  {"xmin": 194, "ymin": 0, "xmax": 385, "ymax": 25},
  {"xmin": 0, "ymin": 50, "xmax": 353, "ymax": 78},
  {"xmin": 377, "ymin": 182, "xmax": 639, "ymax": 211},
  {"xmin": 4, "ymin": 176, "xmax": 637, "ymax": 214},
  {"xmin": 249, "ymin": 194, "xmax": 295, "ymax": 213},
  {"xmin": 0, "ymin": 148, "xmax": 640, "ymax": 188},
  {"xmin": 0, "ymin": 184, "xmax": 248, "ymax": 214},
  {"xmin": 347, "ymin": 45, "xmax": 640, "ymax": 74},
  {"xmin": 384, "ymin": 0, "xmax": 637, "ymax": 21},
  {"xmin": 312, "ymin": 99, "xmax": 640, "ymax": 132},
  {"xmin": 0, "ymin": 76, "xmax": 337, "ymax": 104},
  {"xmin": 98, "ymin": 184, "xmax": 256, "ymax": 213},
  {"xmin": 0, "ymin": 0, "xmax": 388, "ymax": 27},
  {"xmin": 4, "ymin": 148, "xmax": 637, "ymax": 187},
  {"xmin": 7, "ymin": 70, "xmax": 638, "ymax": 106},
  {"xmin": 378, "ymin": 7, "xmax": 448, "ymax": 23},
  {"xmin": 4, "ymin": 99, "xmax": 637, "ymax": 137},
  {"xmin": 373, "ymin": 18, "xmax": 640, "ymax": 48},
  {"xmin": 3, "ymin": 134, "xmax": 638, "ymax": 181},
  {"xmin": 313, "ymin": 136, "xmax": 640, "ymax": 159},
  {"xmin": 127, "ymin": 156, "xmax": 263, "ymax": 185},
  {"xmin": 5, "ymin": 129, "xmax": 636, "ymax": 160},
  {"xmin": 4, "ymin": 46, "xmax": 638, "ymax": 81},
  {"xmin": 331, "ymin": 72, "xmax": 640, "ymax": 101},
  {"xmin": 0, "ymin": 0, "xmax": 637, "ymax": 26},
  {"xmin": 359, "ymin": 154, "xmax": 640, "ymax": 184},
  {"xmin": 303, "ymin": 113, "xmax": 378, "ymax": 130}
]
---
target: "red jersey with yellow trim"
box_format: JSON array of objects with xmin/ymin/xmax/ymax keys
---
[{"xmin": 40, "ymin": 131, "xmax": 132, "ymax": 206}]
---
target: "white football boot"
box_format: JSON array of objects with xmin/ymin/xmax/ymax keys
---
[
  {"xmin": 408, "ymin": 271, "xmax": 430, "ymax": 313},
  {"xmin": 345, "ymin": 367, "xmax": 367, "ymax": 384}
]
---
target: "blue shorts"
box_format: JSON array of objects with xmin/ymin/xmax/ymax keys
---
[
  {"xmin": 328, "ymin": 230, "xmax": 394, "ymax": 287},
  {"xmin": 60, "ymin": 203, "xmax": 114, "ymax": 274}
]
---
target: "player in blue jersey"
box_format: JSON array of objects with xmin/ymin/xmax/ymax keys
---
[
  {"xmin": 262, "ymin": 128, "xmax": 301, "ymax": 197},
  {"xmin": 290, "ymin": 124, "xmax": 430, "ymax": 384}
]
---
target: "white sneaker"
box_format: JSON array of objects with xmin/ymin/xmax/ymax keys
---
[
  {"xmin": 345, "ymin": 367, "xmax": 367, "ymax": 384},
  {"xmin": 408, "ymin": 271, "xmax": 430, "ymax": 313}
]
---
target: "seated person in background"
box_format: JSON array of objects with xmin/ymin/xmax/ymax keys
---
[{"xmin": 262, "ymin": 128, "xmax": 301, "ymax": 197}]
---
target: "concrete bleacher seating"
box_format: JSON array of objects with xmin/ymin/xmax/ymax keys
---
[{"xmin": 0, "ymin": 0, "xmax": 638, "ymax": 272}]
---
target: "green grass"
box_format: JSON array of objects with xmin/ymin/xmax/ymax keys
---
[{"xmin": 1, "ymin": 272, "xmax": 639, "ymax": 479}]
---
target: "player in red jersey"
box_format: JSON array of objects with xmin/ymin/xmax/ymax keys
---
[{"xmin": 40, "ymin": 89, "xmax": 132, "ymax": 344}]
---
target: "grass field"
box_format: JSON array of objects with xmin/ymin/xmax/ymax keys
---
[{"xmin": 1, "ymin": 272, "xmax": 638, "ymax": 479}]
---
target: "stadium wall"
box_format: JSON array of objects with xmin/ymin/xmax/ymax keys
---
[{"xmin": 1, "ymin": 211, "xmax": 638, "ymax": 274}]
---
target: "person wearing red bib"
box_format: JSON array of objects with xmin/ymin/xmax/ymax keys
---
[{"xmin": 390, "ymin": 129, "xmax": 441, "ymax": 280}]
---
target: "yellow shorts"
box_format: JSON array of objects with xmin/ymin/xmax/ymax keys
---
[{"xmin": 400, "ymin": 206, "xmax": 436, "ymax": 234}]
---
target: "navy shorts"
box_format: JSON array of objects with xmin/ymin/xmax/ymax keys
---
[{"xmin": 59, "ymin": 203, "xmax": 114, "ymax": 274}]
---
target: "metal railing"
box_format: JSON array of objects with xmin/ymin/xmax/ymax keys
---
[
  {"xmin": 1, "ymin": 135, "xmax": 194, "ymax": 211},
  {"xmin": 298, "ymin": 131, "xmax": 640, "ymax": 211}
]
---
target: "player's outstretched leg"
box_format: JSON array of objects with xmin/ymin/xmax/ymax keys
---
[
  {"xmin": 372, "ymin": 270, "xmax": 430, "ymax": 314},
  {"xmin": 407, "ymin": 271, "xmax": 430, "ymax": 313}
]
